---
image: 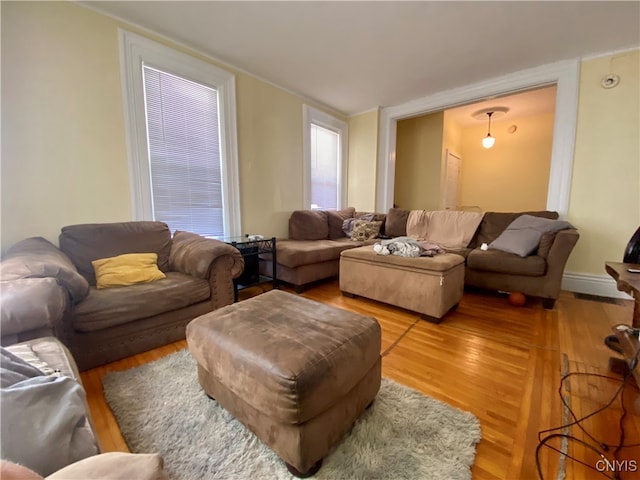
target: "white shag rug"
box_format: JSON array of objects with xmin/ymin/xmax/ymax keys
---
[{"xmin": 103, "ymin": 349, "xmax": 481, "ymax": 479}]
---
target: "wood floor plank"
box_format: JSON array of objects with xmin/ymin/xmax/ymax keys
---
[{"xmin": 80, "ymin": 281, "xmax": 640, "ymax": 479}]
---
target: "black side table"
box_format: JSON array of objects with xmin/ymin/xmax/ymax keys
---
[{"xmin": 221, "ymin": 236, "xmax": 277, "ymax": 301}]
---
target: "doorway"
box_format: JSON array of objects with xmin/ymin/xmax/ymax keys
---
[
  {"xmin": 443, "ymin": 150, "xmax": 461, "ymax": 211},
  {"xmin": 376, "ymin": 59, "xmax": 579, "ymax": 219}
]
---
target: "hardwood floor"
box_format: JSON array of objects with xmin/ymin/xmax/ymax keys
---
[{"xmin": 80, "ymin": 281, "xmax": 640, "ymax": 479}]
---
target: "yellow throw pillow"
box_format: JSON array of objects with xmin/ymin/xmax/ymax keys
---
[{"xmin": 92, "ymin": 253, "xmax": 166, "ymax": 289}]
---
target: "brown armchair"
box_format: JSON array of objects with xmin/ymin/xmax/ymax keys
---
[{"xmin": 0, "ymin": 221, "xmax": 244, "ymax": 370}]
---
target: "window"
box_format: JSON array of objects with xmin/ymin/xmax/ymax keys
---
[
  {"xmin": 303, "ymin": 105, "xmax": 348, "ymax": 210},
  {"xmin": 120, "ymin": 31, "xmax": 240, "ymax": 237}
]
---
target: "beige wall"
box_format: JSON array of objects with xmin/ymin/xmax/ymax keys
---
[
  {"xmin": 458, "ymin": 113, "xmax": 553, "ymax": 212},
  {"xmin": 1, "ymin": 2, "xmax": 131, "ymax": 250},
  {"xmin": 347, "ymin": 110, "xmax": 378, "ymax": 211},
  {"xmin": 394, "ymin": 112, "xmax": 444, "ymax": 210},
  {"xmin": 0, "ymin": 1, "xmax": 346, "ymax": 249},
  {"xmin": 567, "ymin": 50, "xmax": 640, "ymax": 274}
]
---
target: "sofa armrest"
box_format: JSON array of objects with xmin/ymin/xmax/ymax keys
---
[
  {"xmin": 0, "ymin": 278, "xmax": 67, "ymax": 346},
  {"xmin": 170, "ymin": 231, "xmax": 245, "ymax": 310},
  {"xmin": 169, "ymin": 231, "xmax": 244, "ymax": 279},
  {"xmin": 542, "ymin": 229, "xmax": 579, "ymax": 292},
  {"xmin": 0, "ymin": 237, "xmax": 89, "ymax": 304}
]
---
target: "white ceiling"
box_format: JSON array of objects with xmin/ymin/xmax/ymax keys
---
[
  {"xmin": 82, "ymin": 1, "xmax": 639, "ymax": 116},
  {"xmin": 446, "ymin": 85, "xmax": 557, "ymax": 128}
]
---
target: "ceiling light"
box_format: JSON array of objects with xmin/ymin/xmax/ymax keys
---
[{"xmin": 482, "ymin": 112, "xmax": 495, "ymax": 149}]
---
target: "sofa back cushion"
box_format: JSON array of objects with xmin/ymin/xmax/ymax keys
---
[
  {"xmin": 59, "ymin": 222, "xmax": 172, "ymax": 286},
  {"xmin": 289, "ymin": 210, "xmax": 329, "ymax": 240},
  {"xmin": 474, "ymin": 211, "xmax": 559, "ymax": 247},
  {"xmin": 426, "ymin": 210, "xmax": 485, "ymax": 249},
  {"xmin": 327, "ymin": 207, "xmax": 356, "ymax": 239},
  {"xmin": 384, "ymin": 208, "xmax": 409, "ymax": 238}
]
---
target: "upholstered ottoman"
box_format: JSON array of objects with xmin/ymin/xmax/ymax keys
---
[
  {"xmin": 340, "ymin": 246, "xmax": 465, "ymax": 322},
  {"xmin": 185, "ymin": 289, "xmax": 381, "ymax": 477}
]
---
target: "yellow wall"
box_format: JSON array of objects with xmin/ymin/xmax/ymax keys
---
[
  {"xmin": 394, "ymin": 112, "xmax": 444, "ymax": 210},
  {"xmin": 567, "ymin": 50, "xmax": 640, "ymax": 274},
  {"xmin": 441, "ymin": 112, "xmax": 463, "ymax": 208},
  {"xmin": 458, "ymin": 113, "xmax": 553, "ymax": 212},
  {"xmin": 0, "ymin": 1, "xmax": 348, "ymax": 249},
  {"xmin": 396, "ymin": 110, "xmax": 553, "ymax": 213},
  {"xmin": 347, "ymin": 110, "xmax": 378, "ymax": 211},
  {"xmin": 1, "ymin": 1, "xmax": 131, "ymax": 248}
]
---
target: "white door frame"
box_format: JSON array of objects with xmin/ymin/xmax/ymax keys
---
[
  {"xmin": 442, "ymin": 149, "xmax": 461, "ymax": 210},
  {"xmin": 376, "ymin": 59, "xmax": 580, "ymax": 218}
]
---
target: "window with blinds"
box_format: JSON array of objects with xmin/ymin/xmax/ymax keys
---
[
  {"xmin": 143, "ymin": 66, "xmax": 223, "ymax": 237},
  {"xmin": 310, "ymin": 124, "xmax": 340, "ymax": 210},
  {"xmin": 303, "ymin": 105, "xmax": 348, "ymax": 211},
  {"xmin": 119, "ymin": 31, "xmax": 241, "ymax": 238}
]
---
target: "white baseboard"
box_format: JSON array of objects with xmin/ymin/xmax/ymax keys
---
[{"xmin": 562, "ymin": 272, "xmax": 633, "ymax": 300}]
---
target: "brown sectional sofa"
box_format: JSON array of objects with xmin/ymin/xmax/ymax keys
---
[
  {"xmin": 260, "ymin": 208, "xmax": 386, "ymax": 292},
  {"xmin": 264, "ymin": 207, "xmax": 579, "ymax": 308},
  {"xmin": 0, "ymin": 221, "xmax": 244, "ymax": 370}
]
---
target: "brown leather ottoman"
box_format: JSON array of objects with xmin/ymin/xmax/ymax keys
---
[{"xmin": 186, "ymin": 289, "xmax": 381, "ymax": 477}]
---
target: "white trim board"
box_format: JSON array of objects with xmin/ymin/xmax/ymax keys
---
[
  {"xmin": 119, "ymin": 29, "xmax": 242, "ymax": 237},
  {"xmin": 376, "ymin": 59, "xmax": 579, "ymax": 219},
  {"xmin": 562, "ymin": 272, "xmax": 633, "ymax": 300}
]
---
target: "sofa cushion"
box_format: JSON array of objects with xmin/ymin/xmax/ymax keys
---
[
  {"xmin": 92, "ymin": 253, "xmax": 166, "ymax": 289},
  {"xmin": 343, "ymin": 213, "xmax": 375, "ymax": 237},
  {"xmin": 351, "ymin": 220, "xmax": 383, "ymax": 242},
  {"xmin": 7, "ymin": 337, "xmax": 82, "ymax": 381},
  {"xmin": 72, "ymin": 272, "xmax": 210, "ymax": 332},
  {"xmin": 288, "ymin": 210, "xmax": 329, "ymax": 240},
  {"xmin": 276, "ymin": 238, "xmax": 362, "ymax": 269},
  {"xmin": 467, "ymin": 249, "xmax": 546, "ymax": 276},
  {"xmin": 0, "ymin": 237, "xmax": 89, "ymax": 303},
  {"xmin": 425, "ymin": 210, "xmax": 484, "ymax": 249},
  {"xmin": 475, "ymin": 211, "xmax": 559, "ymax": 246},
  {"xmin": 384, "ymin": 208, "xmax": 409, "ymax": 237},
  {"xmin": 59, "ymin": 222, "xmax": 172, "ymax": 286},
  {"xmin": 406, "ymin": 210, "xmax": 430, "ymax": 239},
  {"xmin": 326, "ymin": 207, "xmax": 355, "ymax": 239},
  {"xmin": 489, "ymin": 215, "xmax": 573, "ymax": 257},
  {"xmin": 47, "ymin": 452, "xmax": 168, "ymax": 480}
]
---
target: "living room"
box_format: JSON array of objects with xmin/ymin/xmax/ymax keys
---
[{"xmin": 2, "ymin": 1, "xmax": 640, "ymax": 479}]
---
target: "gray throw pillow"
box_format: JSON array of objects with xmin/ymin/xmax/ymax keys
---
[{"xmin": 489, "ymin": 214, "xmax": 573, "ymax": 257}]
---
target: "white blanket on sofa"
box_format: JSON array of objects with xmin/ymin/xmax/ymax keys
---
[
  {"xmin": 373, "ymin": 237, "xmax": 445, "ymax": 257},
  {"xmin": 0, "ymin": 348, "xmax": 98, "ymax": 476},
  {"xmin": 406, "ymin": 210, "xmax": 484, "ymax": 249}
]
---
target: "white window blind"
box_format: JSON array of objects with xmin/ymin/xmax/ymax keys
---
[
  {"xmin": 310, "ymin": 124, "xmax": 340, "ymax": 210},
  {"xmin": 143, "ymin": 66, "xmax": 224, "ymax": 237},
  {"xmin": 303, "ymin": 105, "xmax": 348, "ymax": 211}
]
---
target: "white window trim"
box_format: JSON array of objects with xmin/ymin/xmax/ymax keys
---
[
  {"xmin": 119, "ymin": 29, "xmax": 241, "ymax": 236},
  {"xmin": 376, "ymin": 59, "xmax": 579, "ymax": 219},
  {"xmin": 303, "ymin": 105, "xmax": 348, "ymax": 210}
]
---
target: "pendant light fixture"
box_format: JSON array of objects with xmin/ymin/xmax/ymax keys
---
[{"xmin": 482, "ymin": 111, "xmax": 495, "ymax": 149}]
